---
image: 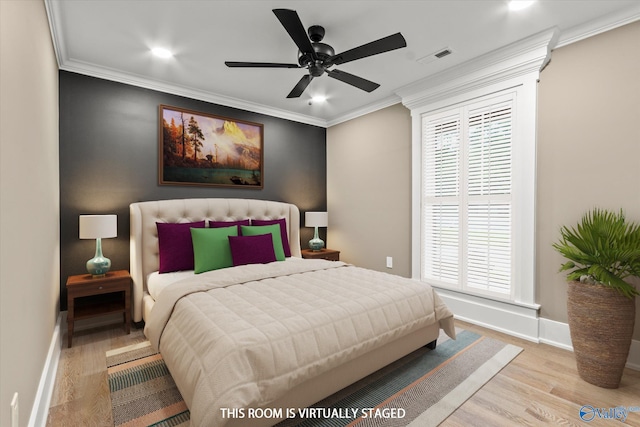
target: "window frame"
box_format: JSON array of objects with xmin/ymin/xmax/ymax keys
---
[
  {"xmin": 411, "ymin": 78, "xmax": 537, "ymax": 308},
  {"xmin": 401, "ymin": 27, "xmax": 556, "ymax": 338}
]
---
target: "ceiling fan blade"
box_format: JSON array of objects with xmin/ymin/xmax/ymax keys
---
[
  {"xmin": 287, "ymin": 75, "xmax": 313, "ymax": 98},
  {"xmin": 273, "ymin": 9, "xmax": 316, "ymax": 59},
  {"xmin": 225, "ymin": 61, "xmax": 300, "ymax": 68},
  {"xmin": 329, "ymin": 33, "xmax": 407, "ymax": 66},
  {"xmin": 327, "ymin": 69, "xmax": 380, "ymax": 92}
]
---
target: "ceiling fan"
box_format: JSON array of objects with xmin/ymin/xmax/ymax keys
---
[{"xmin": 225, "ymin": 9, "xmax": 407, "ymax": 98}]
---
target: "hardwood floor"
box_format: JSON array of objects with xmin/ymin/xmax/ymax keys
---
[
  {"xmin": 443, "ymin": 321, "xmax": 640, "ymax": 427},
  {"xmin": 46, "ymin": 323, "xmax": 147, "ymax": 427},
  {"xmin": 46, "ymin": 319, "xmax": 640, "ymax": 426}
]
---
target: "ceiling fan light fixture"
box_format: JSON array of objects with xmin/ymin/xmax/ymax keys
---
[
  {"xmin": 151, "ymin": 47, "xmax": 173, "ymax": 58},
  {"xmin": 311, "ymin": 95, "xmax": 327, "ymax": 104},
  {"xmin": 508, "ymin": 0, "xmax": 536, "ymax": 11},
  {"xmin": 309, "ymin": 63, "xmax": 325, "ymax": 77}
]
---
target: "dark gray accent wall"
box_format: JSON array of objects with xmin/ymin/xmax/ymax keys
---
[{"xmin": 59, "ymin": 71, "xmax": 326, "ymax": 310}]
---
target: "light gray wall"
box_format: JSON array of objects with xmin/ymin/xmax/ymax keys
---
[
  {"xmin": 536, "ymin": 21, "xmax": 640, "ymax": 339},
  {"xmin": 327, "ymin": 103, "xmax": 412, "ymax": 276},
  {"xmin": 0, "ymin": 0, "xmax": 60, "ymax": 425}
]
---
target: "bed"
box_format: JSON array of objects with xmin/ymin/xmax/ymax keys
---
[{"xmin": 130, "ymin": 198, "xmax": 455, "ymax": 427}]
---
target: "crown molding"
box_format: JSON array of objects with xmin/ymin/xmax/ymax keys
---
[
  {"xmin": 556, "ymin": 3, "xmax": 640, "ymax": 48},
  {"xmin": 45, "ymin": 0, "xmax": 639, "ymax": 129},
  {"xmin": 60, "ymin": 59, "xmax": 328, "ymax": 128},
  {"xmin": 325, "ymin": 95, "xmax": 402, "ymax": 127},
  {"xmin": 45, "ymin": 1, "xmax": 329, "ymax": 128},
  {"xmin": 396, "ymin": 27, "xmax": 559, "ymax": 111},
  {"xmin": 44, "ymin": 0, "xmax": 64, "ymax": 68}
]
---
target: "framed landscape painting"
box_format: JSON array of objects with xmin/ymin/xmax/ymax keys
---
[{"xmin": 159, "ymin": 105, "xmax": 263, "ymax": 188}]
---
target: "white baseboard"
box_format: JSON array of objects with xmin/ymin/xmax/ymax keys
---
[
  {"xmin": 28, "ymin": 313, "xmax": 62, "ymax": 427},
  {"xmin": 437, "ymin": 288, "xmax": 640, "ymax": 371},
  {"xmin": 539, "ymin": 317, "xmax": 640, "ymax": 370},
  {"xmin": 27, "ymin": 311, "xmax": 124, "ymax": 427},
  {"xmin": 538, "ymin": 317, "xmax": 573, "ymax": 351},
  {"xmin": 435, "ymin": 287, "xmax": 541, "ymax": 342}
]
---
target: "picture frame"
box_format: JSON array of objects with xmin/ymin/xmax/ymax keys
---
[{"xmin": 159, "ymin": 105, "xmax": 264, "ymax": 188}]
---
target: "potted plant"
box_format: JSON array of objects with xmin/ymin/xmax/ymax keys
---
[{"xmin": 553, "ymin": 208, "xmax": 640, "ymax": 388}]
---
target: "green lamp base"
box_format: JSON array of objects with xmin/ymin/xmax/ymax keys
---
[
  {"xmin": 86, "ymin": 238, "xmax": 111, "ymax": 277},
  {"xmin": 309, "ymin": 226, "xmax": 325, "ymax": 251}
]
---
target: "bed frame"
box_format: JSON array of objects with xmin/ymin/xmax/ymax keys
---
[
  {"xmin": 130, "ymin": 198, "xmax": 302, "ymax": 323},
  {"xmin": 129, "ymin": 198, "xmax": 443, "ymax": 427}
]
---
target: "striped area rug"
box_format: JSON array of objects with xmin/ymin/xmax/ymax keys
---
[
  {"xmin": 106, "ymin": 341, "xmax": 190, "ymax": 427},
  {"xmin": 107, "ymin": 330, "xmax": 521, "ymax": 427}
]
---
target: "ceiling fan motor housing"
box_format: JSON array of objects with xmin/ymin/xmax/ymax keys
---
[
  {"xmin": 226, "ymin": 9, "xmax": 407, "ymax": 98},
  {"xmin": 297, "ymin": 40, "xmax": 335, "ymax": 67},
  {"xmin": 298, "ymin": 26, "xmax": 335, "ymax": 77}
]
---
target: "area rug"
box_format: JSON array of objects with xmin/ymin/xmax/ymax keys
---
[
  {"xmin": 106, "ymin": 330, "xmax": 522, "ymax": 427},
  {"xmin": 106, "ymin": 341, "xmax": 190, "ymax": 427}
]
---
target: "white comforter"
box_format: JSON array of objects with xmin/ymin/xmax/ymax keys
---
[{"xmin": 145, "ymin": 259, "xmax": 455, "ymax": 427}]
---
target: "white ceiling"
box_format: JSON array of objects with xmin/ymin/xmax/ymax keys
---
[{"xmin": 46, "ymin": 0, "xmax": 640, "ymax": 127}]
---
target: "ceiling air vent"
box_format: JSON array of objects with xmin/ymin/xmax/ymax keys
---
[{"xmin": 417, "ymin": 47, "xmax": 453, "ymax": 65}]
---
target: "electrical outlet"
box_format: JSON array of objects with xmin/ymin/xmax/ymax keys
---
[
  {"xmin": 11, "ymin": 392, "xmax": 18, "ymax": 427},
  {"xmin": 386, "ymin": 256, "xmax": 393, "ymax": 269}
]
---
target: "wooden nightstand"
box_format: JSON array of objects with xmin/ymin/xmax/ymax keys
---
[
  {"xmin": 66, "ymin": 270, "xmax": 131, "ymax": 348},
  {"xmin": 301, "ymin": 248, "xmax": 340, "ymax": 261}
]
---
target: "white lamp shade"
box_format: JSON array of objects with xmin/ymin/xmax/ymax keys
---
[
  {"xmin": 79, "ymin": 215, "xmax": 117, "ymax": 239},
  {"xmin": 305, "ymin": 212, "xmax": 328, "ymax": 228}
]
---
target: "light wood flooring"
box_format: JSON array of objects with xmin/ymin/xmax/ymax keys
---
[{"xmin": 46, "ymin": 320, "xmax": 640, "ymax": 426}]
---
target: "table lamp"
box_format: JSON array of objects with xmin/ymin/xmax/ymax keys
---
[
  {"xmin": 79, "ymin": 214, "xmax": 117, "ymax": 277},
  {"xmin": 305, "ymin": 212, "xmax": 328, "ymax": 251}
]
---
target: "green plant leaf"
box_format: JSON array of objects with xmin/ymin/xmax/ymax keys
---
[
  {"xmin": 558, "ymin": 261, "xmax": 575, "ymax": 272},
  {"xmin": 553, "ymin": 208, "xmax": 640, "ymax": 300}
]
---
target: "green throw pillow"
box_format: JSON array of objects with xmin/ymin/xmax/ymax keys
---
[
  {"xmin": 240, "ymin": 224, "xmax": 285, "ymax": 261},
  {"xmin": 190, "ymin": 226, "xmax": 237, "ymax": 273}
]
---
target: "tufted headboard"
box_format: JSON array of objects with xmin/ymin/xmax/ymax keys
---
[{"xmin": 129, "ymin": 198, "xmax": 301, "ymax": 322}]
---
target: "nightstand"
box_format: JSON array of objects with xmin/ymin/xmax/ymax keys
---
[
  {"xmin": 301, "ymin": 248, "xmax": 340, "ymax": 261},
  {"xmin": 66, "ymin": 270, "xmax": 131, "ymax": 348}
]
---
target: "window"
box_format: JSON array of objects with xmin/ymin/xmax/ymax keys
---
[
  {"xmin": 404, "ymin": 29, "xmax": 552, "ymax": 335},
  {"xmin": 421, "ymin": 93, "xmax": 515, "ymax": 299}
]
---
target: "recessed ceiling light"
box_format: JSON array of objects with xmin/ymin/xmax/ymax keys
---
[
  {"xmin": 509, "ymin": 0, "xmax": 536, "ymax": 11},
  {"xmin": 151, "ymin": 47, "xmax": 173, "ymax": 58}
]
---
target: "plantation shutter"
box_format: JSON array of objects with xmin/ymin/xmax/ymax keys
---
[
  {"xmin": 422, "ymin": 113, "xmax": 460, "ymax": 285},
  {"xmin": 422, "ymin": 95, "xmax": 514, "ymax": 298},
  {"xmin": 465, "ymin": 101, "xmax": 512, "ymax": 294}
]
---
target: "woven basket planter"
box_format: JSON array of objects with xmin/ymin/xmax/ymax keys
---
[{"xmin": 567, "ymin": 280, "xmax": 636, "ymax": 388}]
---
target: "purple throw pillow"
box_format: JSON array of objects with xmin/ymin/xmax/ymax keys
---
[
  {"xmin": 156, "ymin": 221, "xmax": 206, "ymax": 273},
  {"xmin": 251, "ymin": 218, "xmax": 291, "ymax": 257},
  {"xmin": 228, "ymin": 234, "xmax": 277, "ymax": 266},
  {"xmin": 209, "ymin": 219, "xmax": 250, "ymax": 234}
]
